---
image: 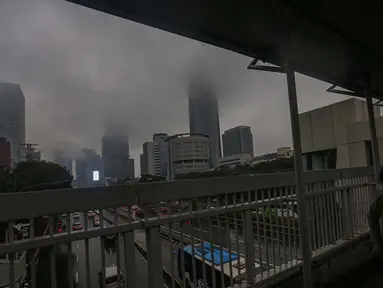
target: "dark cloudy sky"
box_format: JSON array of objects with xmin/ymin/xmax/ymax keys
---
[{"xmin": 0, "ymin": 0, "xmax": 350, "ymax": 175}]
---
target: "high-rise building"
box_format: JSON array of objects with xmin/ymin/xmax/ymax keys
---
[
  {"xmin": 168, "ymin": 134, "xmax": 210, "ymax": 179},
  {"xmin": 0, "ymin": 137, "xmax": 11, "ymax": 169},
  {"xmin": 140, "ymin": 141, "xmax": 154, "ymax": 175},
  {"xmin": 189, "ymin": 80, "xmax": 221, "ymax": 168},
  {"xmin": 222, "ymin": 126, "xmax": 254, "ymax": 157},
  {"xmin": 53, "ymin": 151, "xmax": 73, "ymax": 175},
  {"xmin": 153, "ymin": 133, "xmax": 168, "ymax": 177},
  {"xmin": 101, "ymin": 134, "xmax": 134, "ymax": 181},
  {"xmin": 75, "ymin": 149, "xmax": 104, "ymax": 188},
  {"xmin": 0, "ymin": 82, "xmax": 25, "ymax": 165}
]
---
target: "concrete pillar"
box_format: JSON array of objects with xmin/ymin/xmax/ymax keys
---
[
  {"xmin": 365, "ymin": 88, "xmax": 380, "ymax": 184},
  {"xmin": 286, "ymin": 62, "xmax": 313, "ymax": 288}
]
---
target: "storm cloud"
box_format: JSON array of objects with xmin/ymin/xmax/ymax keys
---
[{"xmin": 0, "ymin": 0, "xmax": 350, "ymax": 174}]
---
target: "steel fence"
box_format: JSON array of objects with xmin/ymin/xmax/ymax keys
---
[{"xmin": 0, "ymin": 167, "xmax": 374, "ymax": 288}]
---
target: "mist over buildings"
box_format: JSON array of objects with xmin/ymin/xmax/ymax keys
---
[{"xmin": 0, "ymin": 0, "xmax": 351, "ymax": 175}]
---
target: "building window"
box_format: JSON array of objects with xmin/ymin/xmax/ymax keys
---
[{"xmin": 303, "ymin": 149, "xmax": 337, "ymax": 171}]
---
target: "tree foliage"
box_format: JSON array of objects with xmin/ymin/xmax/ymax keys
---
[
  {"xmin": 139, "ymin": 174, "xmax": 167, "ymax": 183},
  {"xmin": 175, "ymin": 157, "xmax": 294, "ymax": 180},
  {"xmin": 0, "ymin": 161, "xmax": 73, "ymax": 193}
]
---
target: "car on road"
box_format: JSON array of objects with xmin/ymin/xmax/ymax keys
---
[
  {"xmin": 93, "ymin": 216, "xmax": 100, "ymax": 226},
  {"xmin": 73, "ymin": 212, "xmax": 80, "ymax": 219},
  {"xmin": 72, "ymin": 222, "xmax": 83, "ymax": 231},
  {"xmin": 87, "ymin": 210, "xmax": 96, "ymax": 217}
]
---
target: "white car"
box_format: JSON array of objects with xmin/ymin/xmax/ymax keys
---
[{"xmin": 73, "ymin": 212, "xmax": 80, "ymax": 219}]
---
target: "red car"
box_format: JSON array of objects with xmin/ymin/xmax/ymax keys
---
[{"xmin": 72, "ymin": 222, "xmax": 83, "ymax": 231}]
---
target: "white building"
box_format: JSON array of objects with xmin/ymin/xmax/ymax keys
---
[
  {"xmin": 140, "ymin": 141, "xmax": 154, "ymax": 175},
  {"xmin": 218, "ymin": 153, "xmax": 252, "ymax": 167},
  {"xmin": 299, "ymin": 98, "xmax": 380, "ymax": 170},
  {"xmin": 168, "ymin": 134, "xmax": 210, "ymax": 179},
  {"xmin": 277, "ymin": 147, "xmax": 294, "ymax": 158},
  {"xmin": 0, "ymin": 82, "xmax": 25, "ymax": 165},
  {"xmin": 251, "ymin": 147, "xmax": 293, "ymax": 165},
  {"xmin": 19, "ymin": 145, "xmax": 41, "ymax": 162}
]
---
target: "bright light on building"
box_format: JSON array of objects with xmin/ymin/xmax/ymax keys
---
[{"xmin": 93, "ymin": 170, "xmax": 99, "ymax": 181}]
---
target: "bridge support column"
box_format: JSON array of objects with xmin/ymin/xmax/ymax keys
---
[
  {"xmin": 146, "ymin": 226, "xmax": 164, "ymax": 288},
  {"xmin": 286, "ymin": 62, "xmax": 313, "ymax": 288}
]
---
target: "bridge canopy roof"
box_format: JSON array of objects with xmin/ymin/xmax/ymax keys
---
[{"xmin": 67, "ymin": 0, "xmax": 383, "ymax": 99}]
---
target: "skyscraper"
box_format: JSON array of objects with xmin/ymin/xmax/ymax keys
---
[
  {"xmin": 53, "ymin": 150, "xmax": 73, "ymax": 175},
  {"xmin": 101, "ymin": 134, "xmax": 134, "ymax": 180},
  {"xmin": 153, "ymin": 133, "xmax": 168, "ymax": 177},
  {"xmin": 140, "ymin": 141, "xmax": 154, "ymax": 175},
  {"xmin": 75, "ymin": 149, "xmax": 104, "ymax": 188},
  {"xmin": 222, "ymin": 126, "xmax": 254, "ymax": 157},
  {"xmin": 189, "ymin": 79, "xmax": 221, "ymax": 167},
  {"xmin": 0, "ymin": 82, "xmax": 25, "ymax": 164}
]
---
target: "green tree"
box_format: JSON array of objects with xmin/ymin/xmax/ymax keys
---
[
  {"xmin": 11, "ymin": 160, "xmax": 73, "ymax": 192},
  {"xmin": 0, "ymin": 167, "xmax": 15, "ymax": 193},
  {"xmin": 0, "ymin": 161, "xmax": 73, "ymax": 244},
  {"xmin": 174, "ymin": 157, "xmax": 294, "ymax": 180}
]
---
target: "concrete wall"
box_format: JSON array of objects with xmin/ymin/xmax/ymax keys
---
[
  {"xmin": 300, "ymin": 98, "xmax": 381, "ymax": 169},
  {"xmin": 299, "ymin": 98, "xmax": 379, "ymax": 154},
  {"xmin": 338, "ymin": 116, "xmax": 383, "ymax": 168}
]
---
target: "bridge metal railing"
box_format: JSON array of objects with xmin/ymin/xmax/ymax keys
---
[{"xmin": 0, "ymin": 166, "xmax": 374, "ymax": 288}]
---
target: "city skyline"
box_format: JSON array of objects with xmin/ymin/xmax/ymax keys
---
[{"xmin": 0, "ymin": 0, "xmax": 353, "ymax": 176}]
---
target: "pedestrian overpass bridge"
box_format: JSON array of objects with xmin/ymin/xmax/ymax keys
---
[
  {"xmin": 0, "ymin": 167, "xmax": 382, "ymax": 288},
  {"xmin": 1, "ymin": 1, "xmax": 383, "ymax": 287}
]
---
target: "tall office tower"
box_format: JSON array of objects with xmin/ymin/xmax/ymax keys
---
[
  {"xmin": 75, "ymin": 149, "xmax": 104, "ymax": 188},
  {"xmin": 53, "ymin": 150, "xmax": 73, "ymax": 175},
  {"xmin": 101, "ymin": 134, "xmax": 134, "ymax": 181},
  {"xmin": 189, "ymin": 78, "xmax": 221, "ymax": 168},
  {"xmin": 153, "ymin": 133, "xmax": 168, "ymax": 177},
  {"xmin": 140, "ymin": 141, "xmax": 154, "ymax": 175},
  {"xmin": 222, "ymin": 126, "xmax": 254, "ymax": 157},
  {"xmin": 0, "ymin": 82, "xmax": 25, "ymax": 165}
]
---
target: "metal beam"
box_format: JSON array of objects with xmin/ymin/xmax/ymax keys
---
[
  {"xmin": 326, "ymin": 84, "xmax": 359, "ymax": 97},
  {"xmin": 247, "ymin": 59, "xmax": 285, "ymax": 73},
  {"xmin": 373, "ymin": 99, "xmax": 383, "ymax": 107}
]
